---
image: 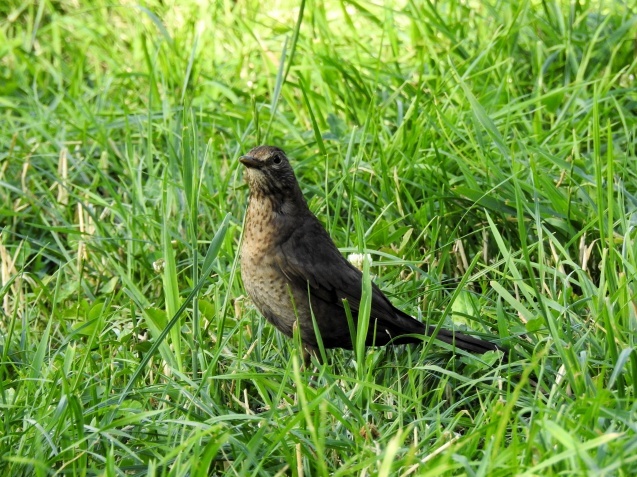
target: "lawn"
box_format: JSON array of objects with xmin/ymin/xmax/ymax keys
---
[{"xmin": 1, "ymin": 0, "xmax": 637, "ymax": 475}]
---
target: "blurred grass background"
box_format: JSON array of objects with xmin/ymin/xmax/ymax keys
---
[{"xmin": 1, "ymin": 0, "xmax": 637, "ymax": 475}]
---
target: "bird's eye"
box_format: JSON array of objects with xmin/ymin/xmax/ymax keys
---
[{"xmin": 273, "ymin": 156, "xmax": 282, "ymax": 164}]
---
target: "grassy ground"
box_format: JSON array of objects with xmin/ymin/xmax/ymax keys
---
[{"xmin": 1, "ymin": 0, "xmax": 637, "ymax": 475}]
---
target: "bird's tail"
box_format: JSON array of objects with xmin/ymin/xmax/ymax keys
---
[
  {"xmin": 384, "ymin": 309, "xmax": 505, "ymax": 355},
  {"xmin": 426, "ymin": 326, "xmax": 502, "ymax": 354}
]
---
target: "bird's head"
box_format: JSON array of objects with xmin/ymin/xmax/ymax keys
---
[{"xmin": 239, "ymin": 146, "xmax": 303, "ymax": 203}]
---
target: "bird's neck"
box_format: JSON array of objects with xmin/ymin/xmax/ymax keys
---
[{"xmin": 248, "ymin": 187, "xmax": 307, "ymax": 216}]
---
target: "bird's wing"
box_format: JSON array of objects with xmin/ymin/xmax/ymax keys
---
[{"xmin": 274, "ymin": 215, "xmax": 419, "ymax": 330}]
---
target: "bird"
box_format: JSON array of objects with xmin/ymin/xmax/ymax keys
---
[{"xmin": 239, "ymin": 145, "xmax": 504, "ymax": 361}]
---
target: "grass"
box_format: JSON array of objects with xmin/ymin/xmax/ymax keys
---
[{"xmin": 1, "ymin": 0, "xmax": 637, "ymax": 475}]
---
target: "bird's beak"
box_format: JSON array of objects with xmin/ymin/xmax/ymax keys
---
[{"xmin": 239, "ymin": 155, "xmax": 260, "ymax": 168}]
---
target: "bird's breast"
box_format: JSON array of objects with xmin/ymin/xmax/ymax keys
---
[
  {"xmin": 242, "ymin": 199, "xmax": 279, "ymax": 257},
  {"xmin": 240, "ymin": 198, "xmax": 303, "ymax": 336}
]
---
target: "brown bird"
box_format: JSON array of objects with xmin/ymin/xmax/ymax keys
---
[{"xmin": 239, "ymin": 145, "xmax": 503, "ymax": 360}]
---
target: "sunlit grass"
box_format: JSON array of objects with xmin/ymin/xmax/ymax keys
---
[{"xmin": 1, "ymin": 0, "xmax": 636, "ymax": 475}]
